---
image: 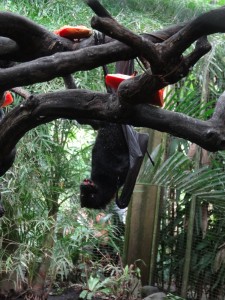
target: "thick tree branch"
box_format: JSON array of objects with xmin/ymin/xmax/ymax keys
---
[
  {"xmin": 117, "ymin": 36, "xmax": 211, "ymax": 105},
  {"xmin": 91, "ymin": 16, "xmax": 159, "ymax": 68},
  {"xmin": 0, "ymin": 22, "xmax": 191, "ymax": 92},
  {"xmin": 0, "ymin": 8, "xmax": 198, "ymax": 98},
  {"xmin": 86, "ymin": 0, "xmax": 224, "ymax": 83},
  {"xmin": 0, "ymin": 37, "xmax": 19, "ymax": 55},
  {"xmin": 11, "ymin": 87, "xmax": 31, "ymax": 99},
  {"xmin": 0, "ymin": 34, "xmax": 211, "ymax": 96},
  {"xmin": 0, "ymin": 10, "xmax": 184, "ymax": 64},
  {"xmin": 0, "ymin": 90, "xmax": 225, "ymax": 157},
  {"xmin": 0, "ymin": 42, "xmax": 137, "ymax": 91},
  {"xmin": 0, "ymin": 12, "xmax": 74, "ymax": 62},
  {"xmin": 161, "ymin": 6, "xmax": 225, "ymax": 59}
]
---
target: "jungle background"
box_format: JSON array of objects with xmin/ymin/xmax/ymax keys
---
[{"xmin": 1, "ymin": 0, "xmax": 225, "ymax": 299}]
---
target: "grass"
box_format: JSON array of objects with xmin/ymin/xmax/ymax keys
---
[
  {"xmin": 125, "ymin": 0, "xmax": 222, "ymax": 24},
  {"xmin": 0, "ymin": 0, "xmax": 91, "ymax": 29},
  {"xmin": 1, "ymin": 0, "xmax": 220, "ymax": 42}
]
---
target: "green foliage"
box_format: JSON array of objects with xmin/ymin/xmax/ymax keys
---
[
  {"xmin": 79, "ymin": 261, "xmax": 141, "ymax": 299},
  {"xmin": 125, "ymin": 0, "xmax": 220, "ymax": 24},
  {"xmin": 0, "ymin": 117, "xmax": 96, "ymax": 288},
  {"xmin": 0, "ymin": 0, "xmax": 91, "ymax": 28},
  {"xmin": 105, "ymin": 263, "xmax": 141, "ymax": 298},
  {"xmin": 79, "ymin": 275, "xmax": 111, "ymax": 299}
]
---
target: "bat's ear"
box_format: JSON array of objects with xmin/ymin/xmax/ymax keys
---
[{"xmin": 116, "ymin": 126, "xmax": 149, "ymax": 209}]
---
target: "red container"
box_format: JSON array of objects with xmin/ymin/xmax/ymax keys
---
[
  {"xmin": 105, "ymin": 73, "xmax": 133, "ymax": 90},
  {"xmin": 1, "ymin": 91, "xmax": 13, "ymax": 108},
  {"xmin": 105, "ymin": 73, "xmax": 164, "ymax": 107},
  {"xmin": 54, "ymin": 25, "xmax": 92, "ymax": 40}
]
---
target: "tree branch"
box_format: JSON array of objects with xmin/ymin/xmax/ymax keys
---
[
  {"xmin": 161, "ymin": 6, "xmax": 225, "ymax": 60},
  {"xmin": 0, "ymin": 37, "xmax": 19, "ymax": 55},
  {"xmin": 0, "ymin": 42, "xmax": 137, "ymax": 91},
  {"xmin": 0, "ymin": 11, "xmax": 74, "ymax": 62},
  {"xmin": 0, "ymin": 90, "xmax": 224, "ymax": 156},
  {"xmin": 86, "ymin": 0, "xmax": 224, "ymax": 83}
]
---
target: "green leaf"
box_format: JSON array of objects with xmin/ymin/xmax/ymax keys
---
[
  {"xmin": 79, "ymin": 290, "xmax": 88, "ymax": 299},
  {"xmin": 88, "ymin": 276, "xmax": 101, "ymax": 291}
]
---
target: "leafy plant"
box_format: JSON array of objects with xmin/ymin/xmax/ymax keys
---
[
  {"xmin": 78, "ymin": 257, "xmax": 141, "ymax": 300},
  {"xmin": 79, "ymin": 275, "xmax": 111, "ymax": 300},
  {"xmin": 109, "ymin": 264, "xmax": 141, "ymax": 299}
]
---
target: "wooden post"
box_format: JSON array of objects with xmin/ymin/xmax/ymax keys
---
[
  {"xmin": 124, "ymin": 184, "xmax": 159, "ymax": 284},
  {"xmin": 124, "ymin": 129, "xmax": 163, "ymax": 285}
]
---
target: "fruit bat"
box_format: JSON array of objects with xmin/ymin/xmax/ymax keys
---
[{"xmin": 80, "ymin": 60, "xmax": 149, "ymax": 209}]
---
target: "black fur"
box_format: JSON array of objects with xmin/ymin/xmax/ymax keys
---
[
  {"xmin": 80, "ymin": 59, "xmax": 134, "ymax": 209},
  {"xmin": 0, "ymin": 109, "xmax": 16, "ymax": 176},
  {"xmin": 80, "ymin": 123, "xmax": 129, "ymax": 209}
]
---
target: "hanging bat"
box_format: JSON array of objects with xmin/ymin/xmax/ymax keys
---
[{"xmin": 80, "ymin": 60, "xmax": 150, "ymax": 209}]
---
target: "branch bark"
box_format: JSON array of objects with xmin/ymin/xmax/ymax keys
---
[{"xmin": 0, "ymin": 90, "xmax": 224, "ymax": 156}]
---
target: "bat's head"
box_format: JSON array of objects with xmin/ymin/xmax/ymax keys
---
[
  {"xmin": 80, "ymin": 178, "xmax": 99, "ymax": 208},
  {"xmin": 80, "ymin": 178, "xmax": 112, "ymax": 209}
]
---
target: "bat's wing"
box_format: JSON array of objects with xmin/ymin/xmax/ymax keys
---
[{"xmin": 116, "ymin": 125, "xmax": 149, "ymax": 209}]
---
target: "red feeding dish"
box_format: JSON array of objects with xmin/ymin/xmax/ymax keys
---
[
  {"xmin": 105, "ymin": 73, "xmax": 164, "ymax": 107},
  {"xmin": 1, "ymin": 91, "xmax": 13, "ymax": 108},
  {"xmin": 105, "ymin": 73, "xmax": 133, "ymax": 90},
  {"xmin": 54, "ymin": 25, "xmax": 92, "ymax": 40},
  {"xmin": 151, "ymin": 89, "xmax": 164, "ymax": 107}
]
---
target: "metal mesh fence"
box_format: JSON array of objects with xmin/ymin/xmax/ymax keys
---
[
  {"xmin": 78, "ymin": 186, "xmax": 225, "ymax": 300},
  {"xmin": 152, "ymin": 188, "xmax": 225, "ymax": 300}
]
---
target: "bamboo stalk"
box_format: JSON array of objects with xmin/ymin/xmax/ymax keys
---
[
  {"xmin": 181, "ymin": 194, "xmax": 197, "ymax": 297},
  {"xmin": 148, "ymin": 185, "xmax": 162, "ymax": 284}
]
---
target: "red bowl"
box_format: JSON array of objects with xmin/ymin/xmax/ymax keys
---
[
  {"xmin": 54, "ymin": 25, "xmax": 92, "ymax": 40},
  {"xmin": 105, "ymin": 74, "xmax": 164, "ymax": 107},
  {"xmin": 105, "ymin": 73, "xmax": 132, "ymax": 90},
  {"xmin": 1, "ymin": 91, "xmax": 13, "ymax": 108}
]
